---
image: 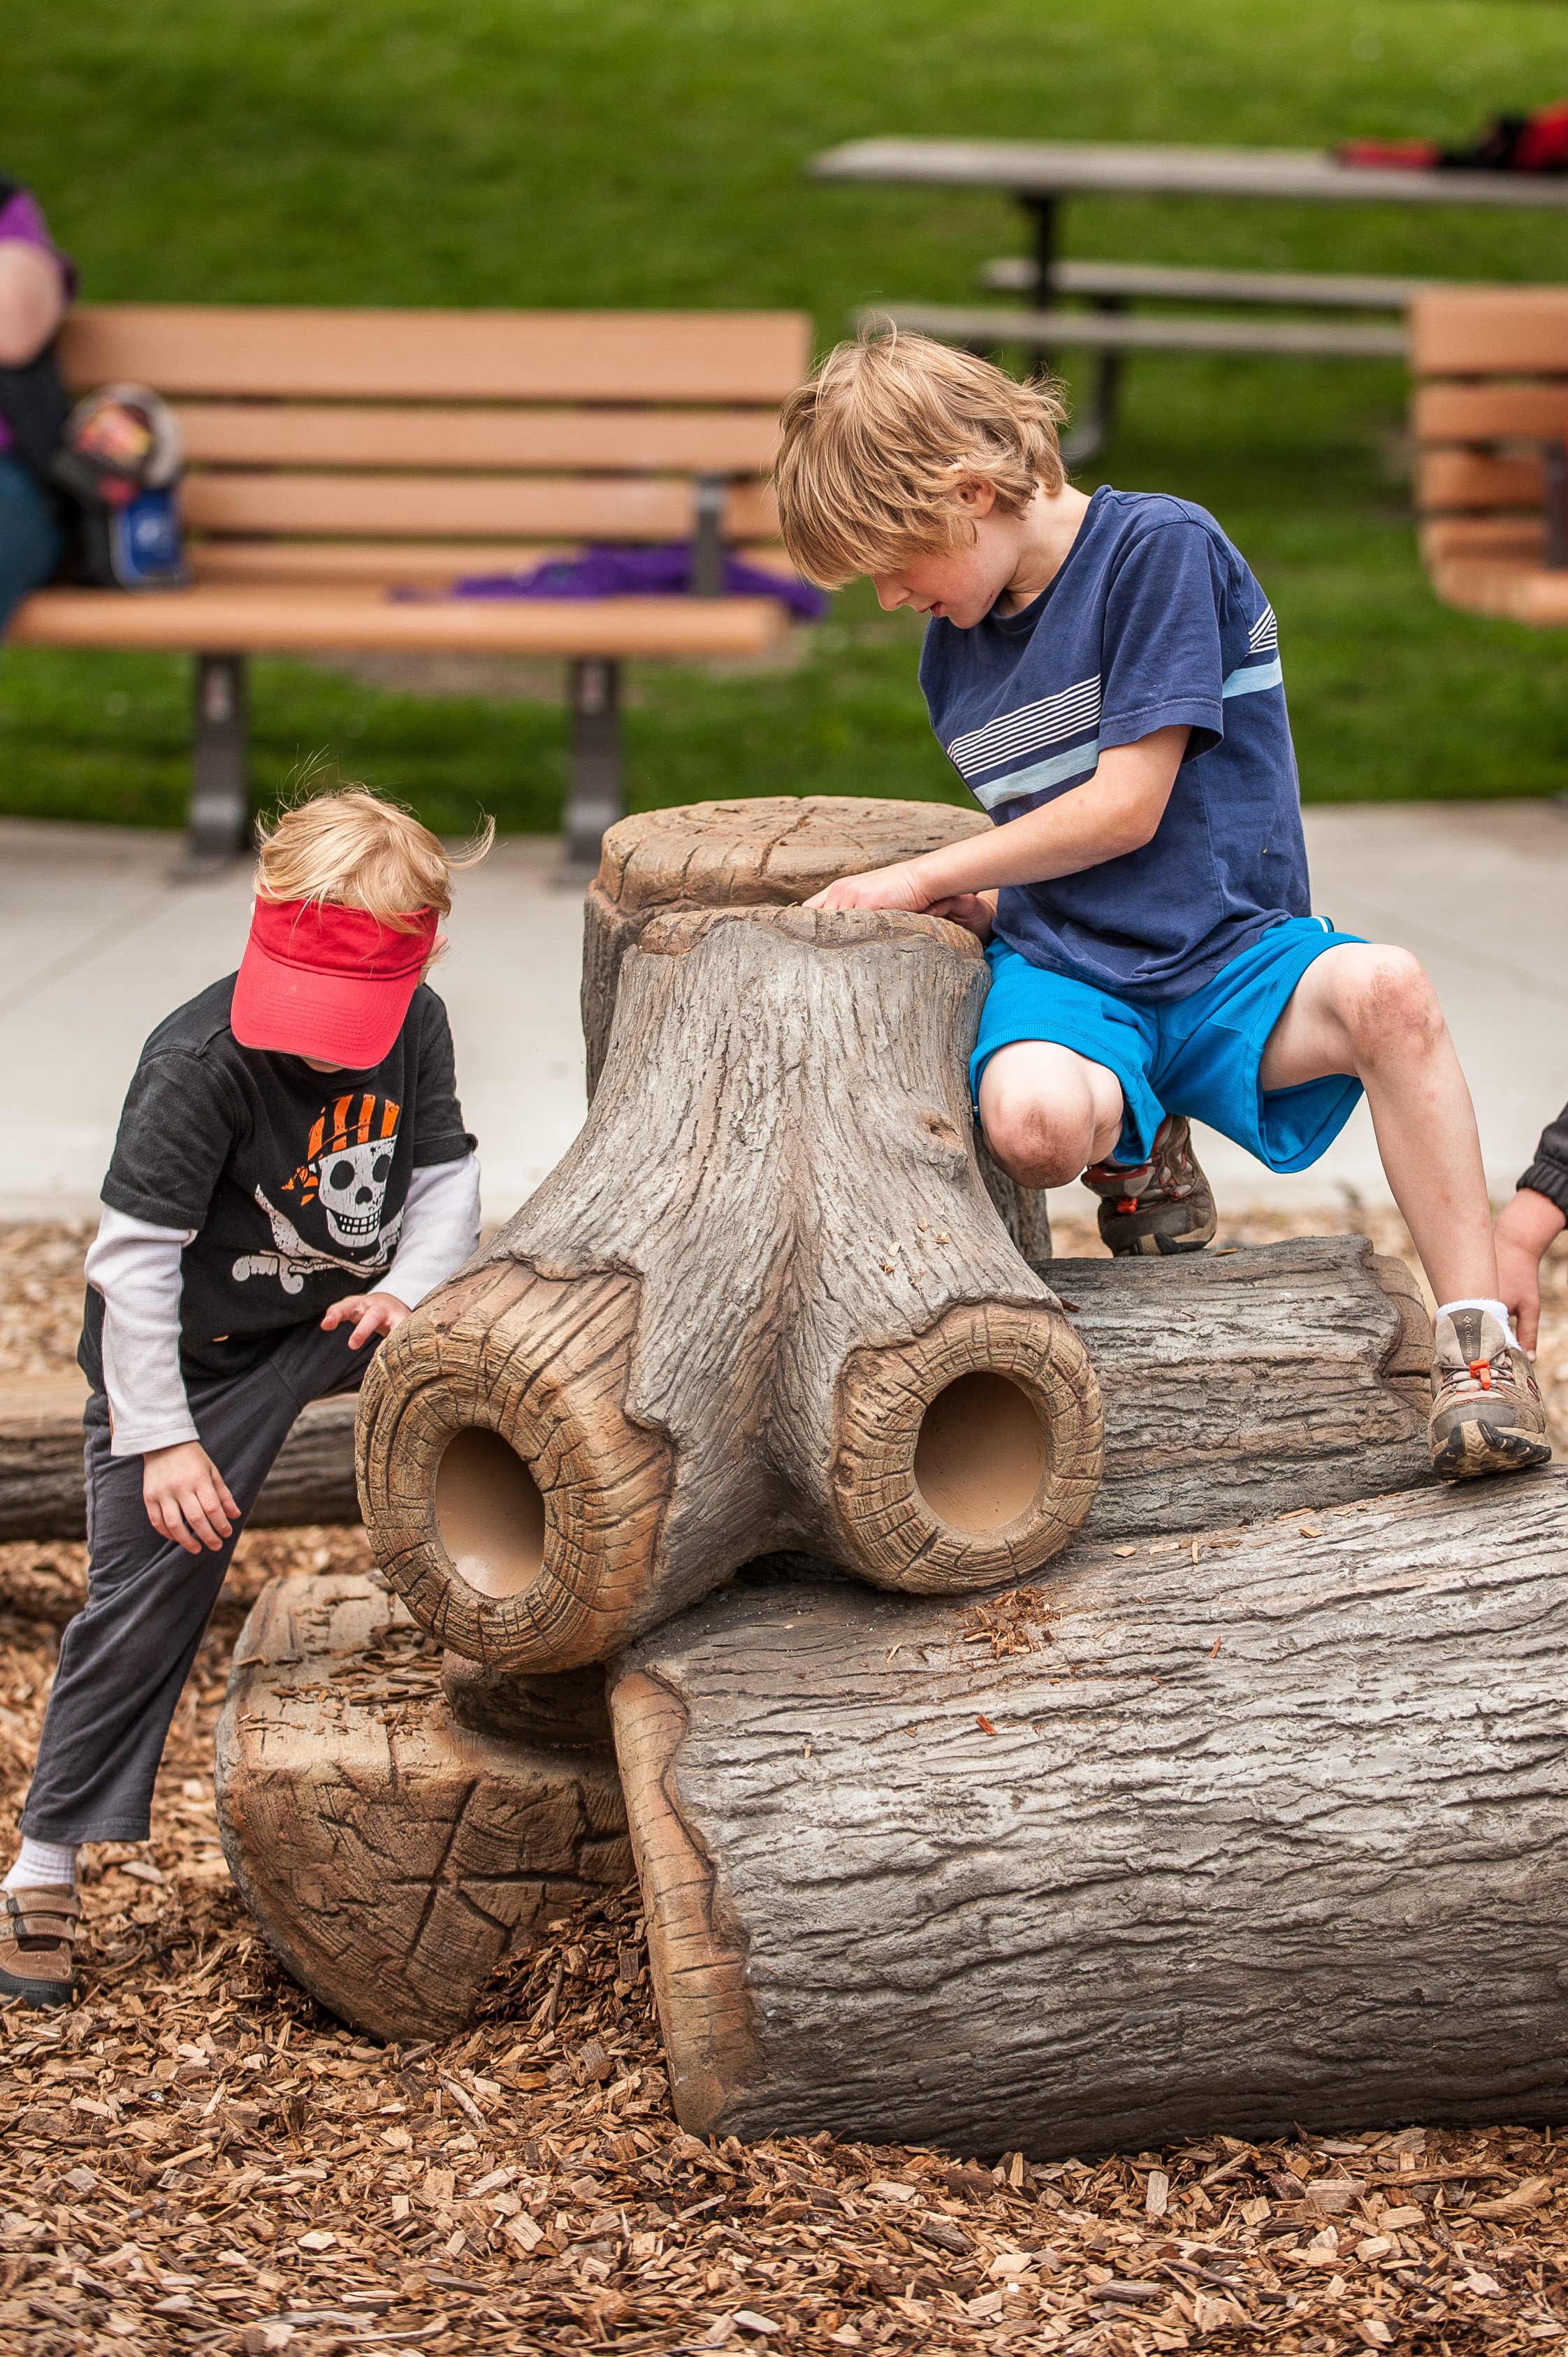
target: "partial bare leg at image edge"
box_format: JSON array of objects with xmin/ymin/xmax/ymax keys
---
[{"xmin": 1260, "ymin": 943, "xmax": 1548, "ymax": 1481}]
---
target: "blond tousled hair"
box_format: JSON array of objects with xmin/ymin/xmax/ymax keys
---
[
  {"xmin": 774, "ymin": 326, "xmax": 1068, "ymax": 588},
  {"xmin": 255, "ymin": 788, "xmax": 493, "ymax": 934}
]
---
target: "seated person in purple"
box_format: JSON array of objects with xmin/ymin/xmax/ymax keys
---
[{"xmin": 0, "ymin": 176, "xmax": 73, "ymax": 634}]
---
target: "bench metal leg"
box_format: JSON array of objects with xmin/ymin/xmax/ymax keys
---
[
  {"xmin": 178, "ymin": 652, "xmax": 251, "ymax": 879},
  {"xmin": 561, "ymin": 657, "xmax": 624, "ymax": 879},
  {"xmin": 692, "ymin": 473, "xmax": 726, "ymax": 597},
  {"xmin": 1546, "ymin": 442, "xmax": 1568, "ymax": 571}
]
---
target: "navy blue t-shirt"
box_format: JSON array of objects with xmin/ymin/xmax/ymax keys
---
[{"xmin": 918, "ymin": 486, "xmax": 1310, "ymax": 1001}]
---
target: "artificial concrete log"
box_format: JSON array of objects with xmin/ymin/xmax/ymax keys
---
[
  {"xmin": 1054, "ymin": 1232, "xmax": 1432, "ymax": 1537},
  {"xmin": 611, "ymin": 1466, "xmax": 1568, "ymax": 2159},
  {"xmin": 358, "ymin": 904, "xmax": 1101, "ymax": 1673},
  {"xmin": 214, "ymin": 1572, "xmax": 630, "ymax": 2040},
  {"xmin": 582, "ymin": 795, "xmax": 1051, "ymax": 1261},
  {"xmin": 0, "ymin": 1379, "xmax": 360, "ymax": 1543}
]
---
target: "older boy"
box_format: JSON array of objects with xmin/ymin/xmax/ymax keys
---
[
  {"xmin": 774, "ymin": 329, "xmax": 1546, "ymax": 1485},
  {"xmin": 0, "ymin": 790, "xmax": 488, "ymax": 2008}
]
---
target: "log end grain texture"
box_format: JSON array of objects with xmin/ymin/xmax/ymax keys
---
[
  {"xmin": 215, "ymin": 1572, "xmax": 630, "ymax": 2041},
  {"xmin": 611, "ymin": 1467, "xmax": 1568, "ymax": 2157},
  {"xmin": 358, "ymin": 904, "xmax": 1101, "ymax": 1673}
]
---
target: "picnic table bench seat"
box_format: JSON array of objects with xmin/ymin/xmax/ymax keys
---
[
  {"xmin": 1410, "ymin": 287, "xmax": 1568, "ymax": 628},
  {"xmin": 13, "ymin": 304, "xmax": 813, "ymax": 871}
]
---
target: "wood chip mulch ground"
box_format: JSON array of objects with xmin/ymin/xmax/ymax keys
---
[{"xmin": 3, "ymin": 1216, "xmax": 1568, "ymax": 2356}]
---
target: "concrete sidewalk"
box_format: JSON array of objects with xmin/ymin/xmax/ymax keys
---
[{"xmin": 1, "ymin": 802, "xmax": 1565, "ymax": 1228}]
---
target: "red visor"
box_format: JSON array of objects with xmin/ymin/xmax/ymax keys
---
[{"xmin": 231, "ymin": 897, "xmax": 439, "ymax": 1067}]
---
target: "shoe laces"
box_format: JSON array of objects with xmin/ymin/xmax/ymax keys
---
[{"xmin": 1439, "ymin": 1351, "xmax": 1509, "ymax": 1400}]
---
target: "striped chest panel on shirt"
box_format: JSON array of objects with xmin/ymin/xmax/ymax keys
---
[{"xmin": 945, "ymin": 603, "xmax": 1284, "ymax": 816}]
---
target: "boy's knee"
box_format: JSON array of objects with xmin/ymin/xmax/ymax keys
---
[
  {"xmin": 982, "ymin": 1094, "xmax": 1098, "ymax": 1189},
  {"xmin": 1333, "ymin": 945, "xmax": 1442, "ymax": 1055}
]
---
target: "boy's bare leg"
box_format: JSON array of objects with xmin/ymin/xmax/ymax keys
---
[
  {"xmin": 1260, "ymin": 942, "xmax": 1547, "ymax": 1479},
  {"xmin": 978, "ymin": 1040, "xmax": 1124, "ymax": 1189},
  {"xmin": 1257, "ymin": 943, "xmax": 1494, "ymax": 1302}
]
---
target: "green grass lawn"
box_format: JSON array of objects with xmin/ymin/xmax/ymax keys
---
[{"xmin": 5, "ymin": 0, "xmax": 1568, "ymax": 832}]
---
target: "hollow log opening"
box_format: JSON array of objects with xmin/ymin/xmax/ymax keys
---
[
  {"xmin": 434, "ymin": 1428, "xmax": 546, "ymax": 1601},
  {"xmin": 915, "ymin": 1370, "xmax": 1047, "ymax": 1534}
]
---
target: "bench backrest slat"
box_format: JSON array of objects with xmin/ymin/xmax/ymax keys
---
[
  {"xmin": 172, "ymin": 401, "xmax": 783, "ymax": 474},
  {"xmin": 182, "ymin": 474, "xmax": 780, "ymax": 541},
  {"xmin": 59, "ymin": 304, "xmax": 812, "ymax": 404}
]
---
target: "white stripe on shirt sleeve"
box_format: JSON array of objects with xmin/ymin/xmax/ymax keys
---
[
  {"xmin": 382, "ymin": 1153, "xmax": 481, "ymax": 1311},
  {"xmin": 84, "ymin": 1206, "xmax": 199, "ymax": 1458}
]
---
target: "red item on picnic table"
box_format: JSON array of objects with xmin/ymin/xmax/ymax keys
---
[{"xmin": 1340, "ymin": 101, "xmax": 1568, "ymax": 175}]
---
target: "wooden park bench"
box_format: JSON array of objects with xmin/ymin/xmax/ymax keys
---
[
  {"xmin": 11, "ymin": 305, "xmax": 813, "ymax": 871},
  {"xmin": 1411, "ymin": 285, "xmax": 1568, "ymax": 627}
]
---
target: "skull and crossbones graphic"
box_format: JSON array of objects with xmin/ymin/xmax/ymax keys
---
[{"xmin": 235, "ymin": 1092, "xmax": 405, "ymax": 1291}]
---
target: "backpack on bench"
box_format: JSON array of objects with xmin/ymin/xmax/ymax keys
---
[{"xmin": 51, "ymin": 384, "xmax": 189, "ymax": 590}]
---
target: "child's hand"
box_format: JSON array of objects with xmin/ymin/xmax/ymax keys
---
[
  {"xmin": 143, "ymin": 1442, "xmax": 239, "ymax": 1556},
  {"xmin": 805, "ymin": 862, "xmax": 931, "ymax": 913},
  {"xmin": 1494, "ymin": 1186, "xmax": 1566, "ymax": 1354},
  {"xmin": 321, "ymin": 1290, "xmax": 412, "ymax": 1351},
  {"xmin": 926, "ymin": 890, "xmax": 998, "ymax": 942}
]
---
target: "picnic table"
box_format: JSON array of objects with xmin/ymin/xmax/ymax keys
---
[{"xmin": 811, "ymin": 138, "xmax": 1568, "ymax": 456}]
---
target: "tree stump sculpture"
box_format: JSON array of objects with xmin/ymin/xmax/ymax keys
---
[
  {"xmin": 611, "ymin": 1468, "xmax": 1568, "ymax": 2156},
  {"xmin": 358, "ymin": 903, "xmax": 1101, "ymax": 1671},
  {"xmin": 215, "ymin": 1572, "xmax": 628, "ymax": 2042},
  {"xmin": 581, "ymin": 797, "xmax": 1052, "ymax": 1259}
]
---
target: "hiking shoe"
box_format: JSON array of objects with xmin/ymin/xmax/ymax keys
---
[
  {"xmin": 1081, "ymin": 1114, "xmax": 1217, "ymax": 1258},
  {"xmin": 0, "ymin": 1885, "xmax": 80, "ymax": 2009},
  {"xmin": 1429, "ymin": 1307, "xmax": 1552, "ymax": 1481}
]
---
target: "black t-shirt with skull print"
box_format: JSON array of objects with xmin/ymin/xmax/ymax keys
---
[{"xmin": 80, "ymin": 973, "xmax": 476, "ymax": 1386}]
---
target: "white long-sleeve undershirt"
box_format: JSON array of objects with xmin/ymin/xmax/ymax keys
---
[{"xmin": 85, "ymin": 1153, "xmax": 482, "ymax": 1460}]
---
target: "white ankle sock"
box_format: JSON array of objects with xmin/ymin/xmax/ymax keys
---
[
  {"xmin": 3, "ymin": 1839, "xmax": 78, "ymax": 1892},
  {"xmin": 1436, "ymin": 1298, "xmax": 1518, "ymax": 1351}
]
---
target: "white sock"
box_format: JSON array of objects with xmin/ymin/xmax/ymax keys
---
[
  {"xmin": 3, "ymin": 1839, "xmax": 78, "ymax": 1892},
  {"xmin": 1435, "ymin": 1298, "xmax": 1519, "ymax": 1351}
]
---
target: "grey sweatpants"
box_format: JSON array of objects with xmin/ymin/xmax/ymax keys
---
[{"xmin": 22, "ymin": 1318, "xmax": 370, "ymax": 1845}]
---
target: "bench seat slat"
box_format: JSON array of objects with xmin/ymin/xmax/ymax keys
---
[
  {"xmin": 1424, "ymin": 557, "xmax": 1568, "ymax": 625},
  {"xmin": 59, "ymin": 305, "xmax": 813, "ymax": 405},
  {"xmin": 188, "ymin": 539, "xmax": 794, "ymax": 586},
  {"xmin": 172, "ymin": 402, "xmax": 783, "ymax": 474},
  {"xmin": 180, "ymin": 472, "xmax": 779, "ymax": 541},
  {"xmin": 9, "ymin": 586, "xmax": 792, "ymax": 660}
]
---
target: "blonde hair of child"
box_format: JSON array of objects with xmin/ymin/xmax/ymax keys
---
[
  {"xmin": 255, "ymin": 788, "xmax": 493, "ymax": 932},
  {"xmin": 774, "ymin": 326, "xmax": 1068, "ymax": 588}
]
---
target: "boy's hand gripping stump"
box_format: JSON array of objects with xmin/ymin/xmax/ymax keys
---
[{"xmin": 356, "ymin": 902, "xmax": 1103, "ymax": 1671}]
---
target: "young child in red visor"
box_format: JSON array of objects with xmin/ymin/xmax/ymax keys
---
[{"xmin": 0, "ymin": 788, "xmax": 491, "ymax": 2008}]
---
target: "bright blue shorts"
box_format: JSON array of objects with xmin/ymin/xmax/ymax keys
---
[{"xmin": 971, "ymin": 915, "xmax": 1366, "ymax": 1175}]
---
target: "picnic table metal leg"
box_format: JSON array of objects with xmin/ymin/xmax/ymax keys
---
[
  {"xmin": 562, "ymin": 657, "xmax": 624, "ymax": 878},
  {"xmin": 1013, "ymin": 194, "xmax": 1125, "ymax": 469},
  {"xmin": 1019, "ymin": 193, "xmax": 1059, "ymax": 302},
  {"xmin": 177, "ymin": 652, "xmax": 251, "ymax": 880}
]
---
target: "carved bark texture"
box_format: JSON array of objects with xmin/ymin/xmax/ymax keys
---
[
  {"xmin": 582, "ymin": 796, "xmax": 1050, "ymax": 1261},
  {"xmin": 0, "ymin": 1386, "xmax": 360, "ymax": 1543},
  {"xmin": 1056, "ymin": 1234, "xmax": 1432, "ymax": 1537},
  {"xmin": 611, "ymin": 1467, "xmax": 1568, "ymax": 2157},
  {"xmin": 358, "ymin": 905, "xmax": 1101, "ymax": 1672},
  {"xmin": 214, "ymin": 1572, "xmax": 630, "ymax": 2041}
]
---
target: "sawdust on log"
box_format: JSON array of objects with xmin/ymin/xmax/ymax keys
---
[{"xmin": 4, "ymin": 1219, "xmax": 1568, "ymax": 2354}]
